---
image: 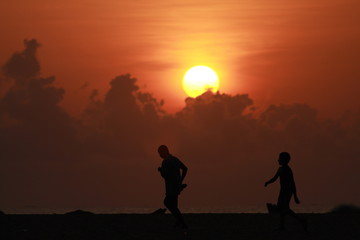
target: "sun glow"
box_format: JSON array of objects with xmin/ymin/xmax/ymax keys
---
[{"xmin": 183, "ymin": 66, "xmax": 219, "ymax": 98}]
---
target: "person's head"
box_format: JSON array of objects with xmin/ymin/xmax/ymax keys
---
[
  {"xmin": 278, "ymin": 152, "xmax": 291, "ymax": 165},
  {"xmin": 158, "ymin": 145, "xmax": 170, "ymax": 159}
]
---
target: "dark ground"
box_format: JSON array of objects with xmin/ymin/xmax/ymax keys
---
[{"xmin": 0, "ymin": 213, "xmax": 359, "ymax": 240}]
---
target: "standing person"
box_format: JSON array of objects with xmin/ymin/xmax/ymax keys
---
[
  {"xmin": 265, "ymin": 152, "xmax": 307, "ymax": 230},
  {"xmin": 157, "ymin": 145, "xmax": 188, "ymax": 229}
]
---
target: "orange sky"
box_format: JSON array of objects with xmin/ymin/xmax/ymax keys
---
[
  {"xmin": 1, "ymin": 0, "xmax": 360, "ymax": 211},
  {"xmin": 1, "ymin": 0, "xmax": 359, "ymax": 117}
]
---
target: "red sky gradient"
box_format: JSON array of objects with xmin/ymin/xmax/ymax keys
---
[
  {"xmin": 0, "ymin": 0, "xmax": 360, "ymax": 212},
  {"xmin": 1, "ymin": 0, "xmax": 359, "ymax": 117}
]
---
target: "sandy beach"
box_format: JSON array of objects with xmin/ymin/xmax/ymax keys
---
[{"xmin": 1, "ymin": 213, "xmax": 359, "ymax": 240}]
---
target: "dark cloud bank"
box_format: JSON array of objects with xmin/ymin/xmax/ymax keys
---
[{"xmin": 0, "ymin": 40, "xmax": 359, "ymax": 211}]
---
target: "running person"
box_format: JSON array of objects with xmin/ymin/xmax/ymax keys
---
[{"xmin": 157, "ymin": 145, "xmax": 188, "ymax": 229}]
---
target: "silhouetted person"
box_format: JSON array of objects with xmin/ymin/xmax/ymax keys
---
[
  {"xmin": 157, "ymin": 145, "xmax": 188, "ymax": 229},
  {"xmin": 265, "ymin": 152, "xmax": 307, "ymax": 230}
]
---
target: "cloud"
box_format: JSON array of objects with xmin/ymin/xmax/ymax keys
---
[
  {"xmin": 0, "ymin": 40, "xmax": 359, "ymax": 210},
  {"xmin": 2, "ymin": 39, "xmax": 41, "ymax": 82},
  {"xmin": 0, "ymin": 40, "xmax": 78, "ymax": 163}
]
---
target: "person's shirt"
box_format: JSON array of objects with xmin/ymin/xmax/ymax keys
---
[
  {"xmin": 160, "ymin": 155, "xmax": 186, "ymax": 195},
  {"xmin": 277, "ymin": 165, "xmax": 295, "ymax": 192}
]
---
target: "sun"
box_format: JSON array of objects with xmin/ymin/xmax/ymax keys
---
[{"xmin": 183, "ymin": 66, "xmax": 219, "ymax": 98}]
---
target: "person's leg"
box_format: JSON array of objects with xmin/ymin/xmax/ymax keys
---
[
  {"xmin": 277, "ymin": 193, "xmax": 287, "ymax": 230},
  {"xmin": 288, "ymin": 209, "xmax": 308, "ymax": 230},
  {"xmin": 279, "ymin": 192, "xmax": 307, "ymax": 230},
  {"xmin": 164, "ymin": 195, "xmax": 171, "ymax": 210},
  {"xmin": 279, "ymin": 214, "xmax": 285, "ymax": 230},
  {"xmin": 164, "ymin": 195, "xmax": 187, "ymax": 228}
]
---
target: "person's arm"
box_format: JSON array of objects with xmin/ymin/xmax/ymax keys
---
[
  {"xmin": 158, "ymin": 161, "xmax": 167, "ymax": 179},
  {"xmin": 293, "ymin": 184, "xmax": 300, "ymax": 204},
  {"xmin": 158, "ymin": 167, "xmax": 164, "ymax": 178},
  {"xmin": 265, "ymin": 168, "xmax": 281, "ymax": 187},
  {"xmin": 293, "ymin": 176, "xmax": 300, "ymax": 204},
  {"xmin": 180, "ymin": 165, "xmax": 188, "ymax": 183},
  {"xmin": 178, "ymin": 160, "xmax": 188, "ymax": 183}
]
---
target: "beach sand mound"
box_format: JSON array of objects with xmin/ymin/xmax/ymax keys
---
[
  {"xmin": 65, "ymin": 209, "xmax": 94, "ymax": 216},
  {"xmin": 330, "ymin": 204, "xmax": 360, "ymax": 214}
]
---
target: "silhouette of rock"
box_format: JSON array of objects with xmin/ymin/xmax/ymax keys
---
[
  {"xmin": 330, "ymin": 204, "xmax": 360, "ymax": 214},
  {"xmin": 151, "ymin": 208, "xmax": 166, "ymax": 214},
  {"xmin": 65, "ymin": 210, "xmax": 94, "ymax": 216},
  {"xmin": 0, "ymin": 210, "xmax": 5, "ymax": 215}
]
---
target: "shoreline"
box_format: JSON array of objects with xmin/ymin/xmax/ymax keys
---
[{"xmin": 0, "ymin": 205, "xmax": 334, "ymax": 215}]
